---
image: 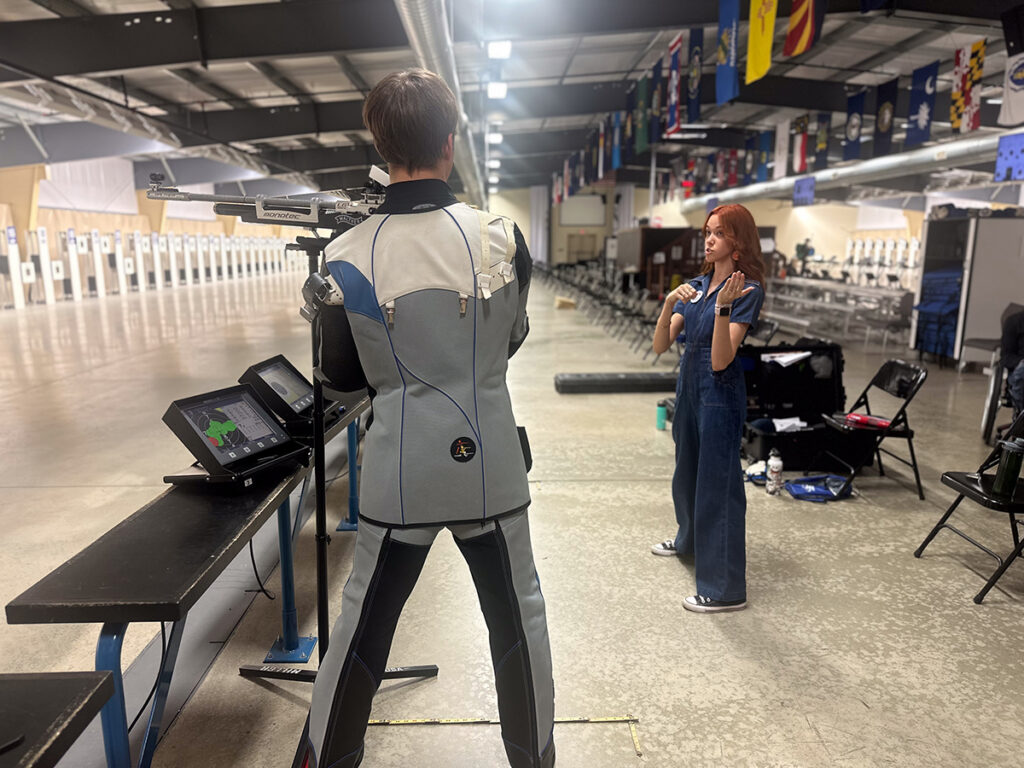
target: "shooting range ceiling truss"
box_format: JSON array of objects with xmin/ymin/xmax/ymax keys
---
[{"xmin": 0, "ymin": 0, "xmax": 1020, "ymax": 201}]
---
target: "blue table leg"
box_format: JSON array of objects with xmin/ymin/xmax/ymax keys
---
[
  {"xmin": 265, "ymin": 498, "xmax": 316, "ymax": 663},
  {"xmin": 137, "ymin": 618, "xmax": 187, "ymax": 768},
  {"xmin": 96, "ymin": 622, "xmax": 131, "ymax": 768},
  {"xmin": 337, "ymin": 417, "xmax": 360, "ymax": 532}
]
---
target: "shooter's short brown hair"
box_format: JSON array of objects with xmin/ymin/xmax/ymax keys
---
[{"xmin": 362, "ymin": 69, "xmax": 459, "ymax": 172}]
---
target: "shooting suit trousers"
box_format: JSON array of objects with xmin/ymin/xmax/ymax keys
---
[
  {"xmin": 671, "ymin": 344, "xmax": 748, "ymax": 603},
  {"xmin": 302, "ymin": 510, "xmax": 555, "ymax": 768}
]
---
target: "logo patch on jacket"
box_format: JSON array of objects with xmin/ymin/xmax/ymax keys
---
[{"xmin": 450, "ymin": 437, "xmax": 477, "ymax": 462}]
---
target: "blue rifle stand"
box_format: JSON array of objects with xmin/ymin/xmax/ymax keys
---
[{"xmin": 336, "ymin": 418, "xmax": 360, "ymax": 532}]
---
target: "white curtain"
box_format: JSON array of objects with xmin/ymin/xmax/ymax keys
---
[
  {"xmin": 39, "ymin": 157, "xmax": 138, "ymax": 214},
  {"xmin": 529, "ymin": 185, "xmax": 549, "ymax": 264},
  {"xmin": 166, "ymin": 183, "xmax": 217, "ymax": 221}
]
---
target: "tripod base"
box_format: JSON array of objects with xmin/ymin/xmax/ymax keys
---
[{"xmin": 238, "ymin": 664, "xmax": 439, "ymax": 684}]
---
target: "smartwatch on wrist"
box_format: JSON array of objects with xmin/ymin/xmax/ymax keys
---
[{"xmin": 715, "ymin": 304, "xmax": 732, "ymax": 317}]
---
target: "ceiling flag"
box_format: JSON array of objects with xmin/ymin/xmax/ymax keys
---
[
  {"xmin": 564, "ymin": 157, "xmax": 571, "ymax": 198},
  {"xmin": 716, "ymin": 0, "xmax": 740, "ymax": 104},
  {"xmin": 773, "ymin": 119, "xmax": 789, "ymax": 180},
  {"xmin": 649, "ymin": 58, "xmax": 663, "ymax": 145},
  {"xmin": 612, "ymin": 111, "xmax": 622, "ymax": 170},
  {"xmin": 951, "ymin": 39, "xmax": 985, "ymax": 134},
  {"xmin": 666, "ymin": 33, "xmax": 683, "ymax": 136},
  {"xmin": 624, "ymin": 88, "xmax": 636, "ymax": 163},
  {"xmin": 873, "ymin": 77, "xmax": 898, "ymax": 156},
  {"xmin": 1000, "ymin": 5, "xmax": 1024, "ymax": 126},
  {"xmin": 843, "ymin": 91, "xmax": 865, "ymax": 161},
  {"xmin": 552, "ymin": 172, "xmax": 560, "ymax": 206},
  {"xmin": 727, "ymin": 149, "xmax": 739, "ymax": 187},
  {"xmin": 604, "ymin": 114, "xmax": 613, "ymax": 171},
  {"xmin": 906, "ymin": 61, "xmax": 938, "ymax": 146},
  {"xmin": 757, "ymin": 130, "xmax": 773, "ymax": 182},
  {"xmin": 636, "ymin": 75, "xmax": 650, "ymax": 154},
  {"xmin": 745, "ymin": 0, "xmax": 778, "ymax": 85},
  {"xmin": 783, "ymin": 0, "xmax": 828, "ymax": 58},
  {"xmin": 742, "ymin": 135, "xmax": 756, "ymax": 185},
  {"xmin": 597, "ymin": 120, "xmax": 606, "ymax": 179},
  {"xmin": 791, "ymin": 114, "xmax": 809, "ymax": 174},
  {"xmin": 686, "ymin": 28, "xmax": 704, "ymax": 123},
  {"xmin": 814, "ymin": 112, "xmax": 831, "ymax": 170}
]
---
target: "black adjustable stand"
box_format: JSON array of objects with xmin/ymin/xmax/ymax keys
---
[{"xmin": 240, "ymin": 236, "xmax": 437, "ymax": 685}]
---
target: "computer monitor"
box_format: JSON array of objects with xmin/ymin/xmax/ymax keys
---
[{"xmin": 163, "ymin": 384, "xmax": 298, "ymax": 480}]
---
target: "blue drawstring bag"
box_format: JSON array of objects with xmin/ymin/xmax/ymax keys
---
[{"xmin": 784, "ymin": 474, "xmax": 852, "ymax": 502}]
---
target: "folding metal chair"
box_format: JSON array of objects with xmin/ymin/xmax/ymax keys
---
[
  {"xmin": 820, "ymin": 359, "xmax": 928, "ymax": 499},
  {"xmin": 914, "ymin": 410, "xmax": 1024, "ymax": 603}
]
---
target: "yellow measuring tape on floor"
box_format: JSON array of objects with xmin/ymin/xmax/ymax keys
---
[{"xmin": 367, "ymin": 715, "xmax": 644, "ymax": 757}]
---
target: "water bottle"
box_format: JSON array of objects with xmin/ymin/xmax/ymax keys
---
[
  {"xmin": 656, "ymin": 404, "xmax": 667, "ymax": 430},
  {"xmin": 766, "ymin": 448, "xmax": 783, "ymax": 495}
]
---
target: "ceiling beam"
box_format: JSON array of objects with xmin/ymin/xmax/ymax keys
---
[
  {"xmin": 164, "ymin": 68, "xmax": 257, "ymax": 109},
  {"xmin": 0, "ymin": 1, "xmax": 409, "ymax": 84},
  {"xmin": 259, "ymin": 145, "xmax": 383, "ymax": 174},
  {"xmin": 26, "ymin": 0, "xmax": 89, "ymax": 15}
]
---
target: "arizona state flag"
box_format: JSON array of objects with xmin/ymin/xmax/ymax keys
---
[
  {"xmin": 783, "ymin": 0, "xmax": 828, "ymax": 57},
  {"xmin": 791, "ymin": 114, "xmax": 809, "ymax": 174},
  {"xmin": 746, "ymin": 0, "xmax": 778, "ymax": 85},
  {"xmin": 951, "ymin": 39, "xmax": 985, "ymax": 134}
]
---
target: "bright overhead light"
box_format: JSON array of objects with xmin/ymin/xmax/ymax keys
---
[
  {"xmin": 486, "ymin": 132, "xmax": 503, "ymax": 144},
  {"xmin": 489, "ymin": 185, "xmax": 499, "ymax": 194},
  {"xmin": 987, "ymin": 97, "xmax": 1003, "ymax": 104},
  {"xmin": 487, "ymin": 81, "xmax": 508, "ymax": 99},
  {"xmin": 488, "ymin": 40, "xmax": 512, "ymax": 59},
  {"xmin": 488, "ymin": 173, "xmax": 500, "ymax": 184},
  {"xmin": 487, "ymin": 158, "xmax": 501, "ymax": 169}
]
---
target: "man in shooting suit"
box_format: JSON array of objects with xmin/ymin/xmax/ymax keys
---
[{"xmin": 295, "ymin": 69, "xmax": 554, "ymax": 768}]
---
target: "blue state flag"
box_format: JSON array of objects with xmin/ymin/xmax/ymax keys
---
[
  {"xmin": 687, "ymin": 27, "xmax": 704, "ymax": 123},
  {"xmin": 716, "ymin": 0, "xmax": 740, "ymax": 105},
  {"xmin": 650, "ymin": 57, "xmax": 663, "ymax": 145},
  {"xmin": 873, "ymin": 77, "xmax": 898, "ymax": 157},
  {"xmin": 756, "ymin": 130, "xmax": 772, "ymax": 182},
  {"xmin": 612, "ymin": 111, "xmax": 622, "ymax": 170},
  {"xmin": 906, "ymin": 60, "xmax": 938, "ymax": 147},
  {"xmin": 843, "ymin": 91, "xmax": 865, "ymax": 161},
  {"xmin": 742, "ymin": 135, "xmax": 756, "ymax": 185}
]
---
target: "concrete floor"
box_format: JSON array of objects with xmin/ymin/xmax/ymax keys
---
[{"xmin": 1, "ymin": 272, "xmax": 1022, "ymax": 767}]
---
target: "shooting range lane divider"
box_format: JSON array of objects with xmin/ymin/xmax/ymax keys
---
[{"xmin": 365, "ymin": 714, "xmax": 644, "ymax": 758}]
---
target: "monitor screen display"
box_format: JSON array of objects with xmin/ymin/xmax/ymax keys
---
[
  {"xmin": 257, "ymin": 361, "xmax": 313, "ymax": 413},
  {"xmin": 181, "ymin": 391, "xmax": 288, "ymax": 463}
]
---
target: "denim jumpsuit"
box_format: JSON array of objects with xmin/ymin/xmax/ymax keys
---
[{"xmin": 671, "ymin": 274, "xmax": 764, "ymax": 602}]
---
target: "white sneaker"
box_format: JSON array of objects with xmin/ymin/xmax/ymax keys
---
[
  {"xmin": 650, "ymin": 539, "xmax": 677, "ymax": 556},
  {"xmin": 682, "ymin": 595, "xmax": 747, "ymax": 613}
]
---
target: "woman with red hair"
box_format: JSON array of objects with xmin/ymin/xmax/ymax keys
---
[{"xmin": 650, "ymin": 203, "xmax": 765, "ymax": 612}]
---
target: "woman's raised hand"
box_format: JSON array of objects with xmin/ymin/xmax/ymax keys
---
[
  {"xmin": 668, "ymin": 283, "xmax": 698, "ymax": 307},
  {"xmin": 717, "ymin": 271, "xmax": 755, "ymax": 305}
]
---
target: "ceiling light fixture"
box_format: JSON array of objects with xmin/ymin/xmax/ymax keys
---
[
  {"xmin": 489, "ymin": 185, "xmax": 499, "ymax": 194},
  {"xmin": 486, "ymin": 132, "xmax": 503, "ymax": 144},
  {"xmin": 487, "ymin": 159, "xmax": 501, "ymax": 169},
  {"xmin": 488, "ymin": 40, "xmax": 512, "ymax": 59},
  {"xmin": 487, "ymin": 81, "xmax": 508, "ymax": 99},
  {"xmin": 488, "ymin": 173, "xmax": 500, "ymax": 184}
]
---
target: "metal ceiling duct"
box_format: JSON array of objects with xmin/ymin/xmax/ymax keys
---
[
  {"xmin": 679, "ymin": 131, "xmax": 1024, "ymax": 213},
  {"xmin": 393, "ymin": 0, "xmax": 485, "ymax": 207}
]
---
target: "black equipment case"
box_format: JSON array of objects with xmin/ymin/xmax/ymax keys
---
[{"xmin": 739, "ymin": 341, "xmax": 871, "ymax": 470}]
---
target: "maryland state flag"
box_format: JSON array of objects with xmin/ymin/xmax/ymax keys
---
[
  {"xmin": 951, "ymin": 39, "xmax": 985, "ymax": 134},
  {"xmin": 791, "ymin": 113, "xmax": 809, "ymax": 173},
  {"xmin": 783, "ymin": 0, "xmax": 828, "ymax": 57},
  {"xmin": 745, "ymin": 0, "xmax": 778, "ymax": 85}
]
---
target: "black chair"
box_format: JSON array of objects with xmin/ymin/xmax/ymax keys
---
[
  {"xmin": 821, "ymin": 359, "xmax": 929, "ymax": 499},
  {"xmin": 914, "ymin": 410, "xmax": 1024, "ymax": 603},
  {"xmin": 745, "ymin": 317, "xmax": 779, "ymax": 346}
]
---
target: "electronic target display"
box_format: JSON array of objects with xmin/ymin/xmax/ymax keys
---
[
  {"xmin": 239, "ymin": 354, "xmax": 317, "ymax": 423},
  {"xmin": 163, "ymin": 384, "xmax": 295, "ymax": 478},
  {"xmin": 258, "ymin": 361, "xmax": 313, "ymax": 413}
]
